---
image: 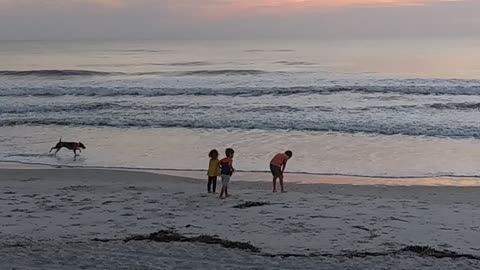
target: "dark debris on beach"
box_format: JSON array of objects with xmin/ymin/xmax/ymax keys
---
[
  {"xmin": 123, "ymin": 230, "xmax": 261, "ymax": 253},
  {"xmin": 233, "ymin": 201, "xmax": 271, "ymax": 209},
  {"xmin": 92, "ymin": 230, "xmax": 480, "ymax": 261}
]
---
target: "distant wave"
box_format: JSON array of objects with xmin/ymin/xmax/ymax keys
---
[
  {"xmin": 134, "ymin": 69, "xmax": 269, "ymax": 76},
  {"xmin": 79, "ymin": 61, "xmax": 213, "ymax": 68},
  {"xmin": 108, "ymin": 49, "xmax": 173, "ymax": 53},
  {"xmin": 0, "ymin": 70, "xmax": 118, "ymax": 77},
  {"xmin": 0, "ymin": 103, "xmax": 129, "ymax": 114},
  {"xmin": 4, "ymin": 101, "xmax": 480, "ymax": 115},
  {"xmin": 274, "ymin": 61, "xmax": 316, "ymax": 66},
  {"xmin": 0, "ymin": 86, "xmax": 324, "ymax": 97},
  {"xmin": 152, "ymin": 61, "xmax": 211, "ymax": 67},
  {"xmin": 428, "ymin": 102, "xmax": 480, "ymax": 110},
  {"xmin": 354, "ymin": 102, "xmax": 480, "ymax": 112},
  {"xmin": 0, "ymin": 69, "xmax": 268, "ymax": 77},
  {"xmin": 175, "ymin": 69, "xmax": 268, "ymax": 76},
  {"xmin": 0, "ymin": 103, "xmax": 218, "ymax": 114},
  {"xmin": 2, "ymin": 117, "xmax": 480, "ymax": 138},
  {"xmin": 3, "ymin": 84, "xmax": 480, "ymax": 97},
  {"xmin": 244, "ymin": 49, "xmax": 294, "ymax": 53}
]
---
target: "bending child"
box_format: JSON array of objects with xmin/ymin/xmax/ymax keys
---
[{"xmin": 270, "ymin": 150, "xmax": 293, "ymax": 193}]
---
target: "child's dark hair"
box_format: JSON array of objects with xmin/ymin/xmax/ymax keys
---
[
  {"xmin": 285, "ymin": 150, "xmax": 293, "ymax": 158},
  {"xmin": 209, "ymin": 149, "xmax": 219, "ymax": 159},
  {"xmin": 225, "ymin": 148, "xmax": 235, "ymax": 157}
]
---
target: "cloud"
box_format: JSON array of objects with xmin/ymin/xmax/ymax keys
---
[{"xmin": 0, "ymin": 0, "xmax": 476, "ymax": 40}]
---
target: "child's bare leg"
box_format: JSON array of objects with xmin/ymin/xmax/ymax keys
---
[
  {"xmin": 225, "ymin": 186, "xmax": 230, "ymax": 197},
  {"xmin": 280, "ymin": 175, "xmax": 286, "ymax": 192},
  {"xmin": 219, "ymin": 186, "xmax": 225, "ymax": 199},
  {"xmin": 212, "ymin": 177, "xmax": 217, "ymax": 193},
  {"xmin": 272, "ymin": 176, "xmax": 278, "ymax": 192}
]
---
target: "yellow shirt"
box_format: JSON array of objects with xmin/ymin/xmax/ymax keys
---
[{"xmin": 208, "ymin": 159, "xmax": 220, "ymax": 177}]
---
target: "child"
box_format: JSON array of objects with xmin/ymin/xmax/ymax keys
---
[
  {"xmin": 270, "ymin": 150, "xmax": 293, "ymax": 193},
  {"xmin": 219, "ymin": 148, "xmax": 235, "ymax": 199},
  {"xmin": 207, "ymin": 149, "xmax": 220, "ymax": 193}
]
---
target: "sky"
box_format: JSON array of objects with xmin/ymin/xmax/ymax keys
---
[{"xmin": 0, "ymin": 0, "xmax": 478, "ymax": 40}]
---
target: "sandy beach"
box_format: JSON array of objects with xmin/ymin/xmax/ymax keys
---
[{"xmin": 1, "ymin": 168, "xmax": 479, "ymax": 269}]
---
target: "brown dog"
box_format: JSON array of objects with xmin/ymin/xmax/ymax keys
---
[{"xmin": 49, "ymin": 138, "xmax": 86, "ymax": 156}]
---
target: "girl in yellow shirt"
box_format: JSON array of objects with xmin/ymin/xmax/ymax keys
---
[{"xmin": 207, "ymin": 149, "xmax": 220, "ymax": 193}]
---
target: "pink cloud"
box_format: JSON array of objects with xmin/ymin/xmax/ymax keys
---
[
  {"xmin": 191, "ymin": 0, "xmax": 463, "ymax": 18},
  {"xmin": 0, "ymin": 0, "xmax": 465, "ymax": 18}
]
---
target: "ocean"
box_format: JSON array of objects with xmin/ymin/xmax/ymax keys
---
[{"xmin": 1, "ymin": 38, "xmax": 480, "ymax": 180}]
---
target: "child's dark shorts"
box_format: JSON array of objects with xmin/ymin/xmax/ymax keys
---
[{"xmin": 270, "ymin": 164, "xmax": 282, "ymax": 177}]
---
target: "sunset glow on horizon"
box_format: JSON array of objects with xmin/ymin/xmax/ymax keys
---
[
  {"xmin": 0, "ymin": 0, "xmax": 462, "ymax": 14},
  {"xmin": 187, "ymin": 0, "xmax": 458, "ymax": 18}
]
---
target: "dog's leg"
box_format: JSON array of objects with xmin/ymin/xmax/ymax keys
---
[
  {"xmin": 73, "ymin": 149, "xmax": 78, "ymax": 156},
  {"xmin": 54, "ymin": 148, "xmax": 61, "ymax": 155},
  {"xmin": 49, "ymin": 147, "xmax": 56, "ymax": 153}
]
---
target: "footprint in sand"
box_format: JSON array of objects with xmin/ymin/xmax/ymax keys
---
[
  {"xmin": 59, "ymin": 186, "xmax": 94, "ymax": 192},
  {"xmin": 20, "ymin": 177, "xmax": 41, "ymax": 182},
  {"xmin": 21, "ymin": 194, "xmax": 38, "ymax": 198},
  {"xmin": 11, "ymin": 208, "xmax": 34, "ymax": 213},
  {"xmin": 102, "ymin": 200, "xmax": 114, "ymax": 205},
  {"xmin": 144, "ymin": 199, "xmax": 159, "ymax": 204}
]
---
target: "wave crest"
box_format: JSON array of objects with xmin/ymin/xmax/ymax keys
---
[
  {"xmin": 0, "ymin": 70, "xmax": 117, "ymax": 77},
  {"xmin": 0, "ymin": 69, "xmax": 269, "ymax": 77},
  {"xmin": 2, "ymin": 118, "xmax": 479, "ymax": 138},
  {"xmin": 3, "ymin": 84, "xmax": 480, "ymax": 97}
]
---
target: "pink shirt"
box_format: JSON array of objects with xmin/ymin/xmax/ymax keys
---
[{"xmin": 270, "ymin": 153, "xmax": 289, "ymax": 167}]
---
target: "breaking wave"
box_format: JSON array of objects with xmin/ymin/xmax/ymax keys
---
[
  {"xmin": 0, "ymin": 70, "xmax": 118, "ymax": 77},
  {"xmin": 2, "ymin": 84, "xmax": 480, "ymax": 97},
  {"xmin": 0, "ymin": 69, "xmax": 269, "ymax": 78},
  {"xmin": 1, "ymin": 117, "xmax": 479, "ymax": 138}
]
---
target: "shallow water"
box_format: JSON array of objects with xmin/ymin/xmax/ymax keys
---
[{"xmin": 2, "ymin": 126, "xmax": 480, "ymax": 181}]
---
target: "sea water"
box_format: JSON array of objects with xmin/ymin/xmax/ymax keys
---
[{"xmin": 1, "ymin": 38, "xmax": 480, "ymax": 179}]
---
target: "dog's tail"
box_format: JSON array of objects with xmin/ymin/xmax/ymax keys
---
[{"xmin": 59, "ymin": 137, "xmax": 62, "ymax": 143}]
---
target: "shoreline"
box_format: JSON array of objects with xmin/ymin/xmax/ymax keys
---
[{"xmin": 2, "ymin": 160, "xmax": 480, "ymax": 187}]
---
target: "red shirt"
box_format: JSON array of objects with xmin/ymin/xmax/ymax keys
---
[
  {"xmin": 270, "ymin": 153, "xmax": 289, "ymax": 167},
  {"xmin": 220, "ymin": 157, "xmax": 234, "ymax": 175}
]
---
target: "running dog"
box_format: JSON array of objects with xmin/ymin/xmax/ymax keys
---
[{"xmin": 49, "ymin": 138, "xmax": 86, "ymax": 156}]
